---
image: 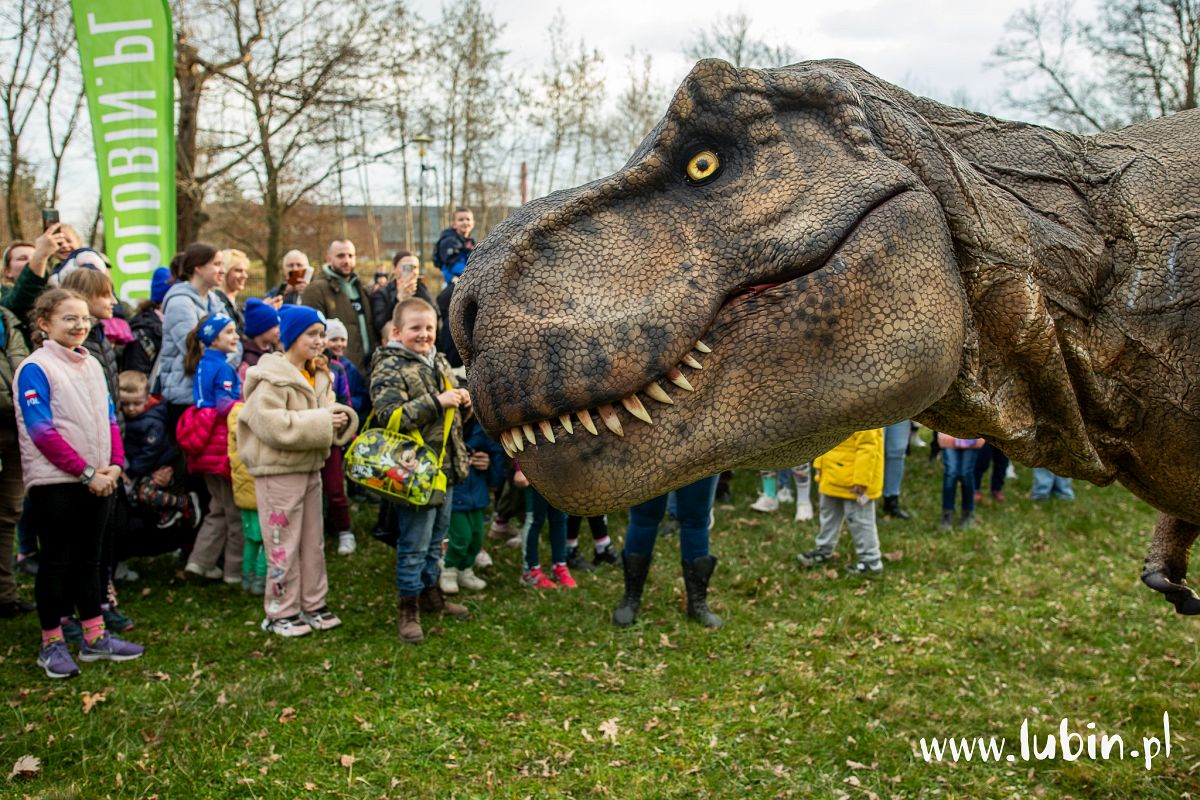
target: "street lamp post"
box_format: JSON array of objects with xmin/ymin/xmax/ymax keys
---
[{"xmin": 412, "ymin": 133, "xmax": 434, "ymax": 272}]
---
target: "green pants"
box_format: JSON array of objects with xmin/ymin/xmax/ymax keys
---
[
  {"xmin": 242, "ymin": 510, "xmax": 266, "ymax": 578},
  {"xmin": 445, "ymin": 509, "xmax": 484, "ymax": 570}
]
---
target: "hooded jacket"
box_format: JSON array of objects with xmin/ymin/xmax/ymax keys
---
[
  {"xmin": 813, "ymin": 429, "xmax": 885, "ymax": 501},
  {"xmin": 159, "ymin": 281, "xmax": 242, "ymax": 405},
  {"xmin": 237, "ymin": 352, "xmax": 358, "ymax": 477}
]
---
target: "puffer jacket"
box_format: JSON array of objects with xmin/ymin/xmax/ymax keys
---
[
  {"xmin": 124, "ymin": 396, "xmax": 175, "ymax": 477},
  {"xmin": 368, "ymin": 343, "xmax": 468, "ymax": 485},
  {"xmin": 122, "ymin": 305, "xmax": 163, "ymax": 375},
  {"xmin": 238, "ymin": 352, "xmax": 358, "ymax": 477},
  {"xmin": 0, "ymin": 306, "xmax": 30, "ymax": 427},
  {"xmin": 227, "ymin": 402, "xmax": 256, "ymax": 510},
  {"xmin": 159, "ymin": 281, "xmax": 242, "ymax": 404},
  {"xmin": 813, "ymin": 429, "xmax": 885, "ymax": 501},
  {"xmin": 451, "ymin": 416, "xmax": 506, "ymax": 512},
  {"xmin": 176, "ymin": 405, "xmax": 230, "ymax": 478}
]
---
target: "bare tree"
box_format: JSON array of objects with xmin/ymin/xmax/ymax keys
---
[
  {"xmin": 683, "ymin": 10, "xmax": 797, "ymax": 68},
  {"xmin": 611, "ymin": 49, "xmax": 667, "ymax": 158},
  {"xmin": 993, "ymin": 0, "xmax": 1199, "ymax": 131}
]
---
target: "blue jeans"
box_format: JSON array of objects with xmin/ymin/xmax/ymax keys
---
[
  {"xmin": 625, "ymin": 475, "xmax": 718, "ymax": 562},
  {"xmin": 883, "ymin": 420, "xmax": 910, "ymax": 497},
  {"xmin": 941, "ymin": 448, "xmax": 979, "ymax": 514},
  {"xmin": 392, "ymin": 485, "xmax": 454, "ymax": 598},
  {"xmin": 1031, "ymin": 468, "xmax": 1075, "ymax": 500},
  {"xmin": 524, "ymin": 488, "xmax": 568, "ymax": 569},
  {"xmin": 973, "ymin": 443, "xmax": 1010, "ymax": 494}
]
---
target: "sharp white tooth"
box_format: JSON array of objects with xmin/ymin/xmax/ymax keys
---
[
  {"xmin": 511, "ymin": 426, "xmax": 524, "ymax": 452},
  {"xmin": 522, "ymin": 423, "xmax": 537, "ymax": 445},
  {"xmin": 681, "ymin": 354, "xmax": 703, "ymax": 370},
  {"xmin": 538, "ymin": 419, "xmax": 555, "ymax": 443},
  {"xmin": 559, "ymin": 413, "xmax": 574, "ymax": 434},
  {"xmin": 693, "ymin": 340, "xmax": 712, "ymax": 354},
  {"xmin": 667, "ymin": 368, "xmax": 695, "ymax": 392},
  {"xmin": 576, "ymin": 409, "xmax": 598, "ymax": 435},
  {"xmin": 597, "ymin": 403, "xmax": 624, "ymax": 437},
  {"xmin": 500, "ymin": 430, "xmax": 514, "ymax": 457},
  {"xmin": 644, "ymin": 382, "xmax": 674, "ymax": 405},
  {"xmin": 621, "ymin": 394, "xmax": 653, "ymax": 425}
]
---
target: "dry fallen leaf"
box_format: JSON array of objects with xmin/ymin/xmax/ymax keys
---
[
  {"xmin": 81, "ymin": 691, "xmax": 107, "ymax": 714},
  {"xmin": 216, "ymin": 691, "xmax": 228, "ymax": 706},
  {"xmin": 278, "ymin": 707, "xmax": 297, "ymax": 724},
  {"xmin": 8, "ymin": 754, "xmax": 40, "ymax": 780},
  {"xmin": 304, "ymin": 781, "xmax": 316, "ymax": 791},
  {"xmin": 339, "ymin": 754, "xmax": 356, "ymax": 768},
  {"xmin": 598, "ymin": 718, "xmax": 619, "ymax": 745}
]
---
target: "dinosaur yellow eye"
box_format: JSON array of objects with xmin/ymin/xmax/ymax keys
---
[{"xmin": 685, "ymin": 150, "xmax": 720, "ymax": 183}]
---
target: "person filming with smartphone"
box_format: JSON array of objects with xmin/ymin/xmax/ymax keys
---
[{"xmin": 371, "ymin": 251, "xmax": 434, "ymax": 338}]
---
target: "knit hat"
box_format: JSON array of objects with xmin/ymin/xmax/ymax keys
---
[
  {"xmin": 279, "ymin": 304, "xmax": 325, "ymax": 350},
  {"xmin": 150, "ymin": 267, "xmax": 172, "ymax": 304},
  {"xmin": 197, "ymin": 313, "xmax": 235, "ymax": 346},
  {"xmin": 243, "ymin": 297, "xmax": 280, "ymax": 338},
  {"xmin": 325, "ymin": 318, "xmax": 348, "ymax": 341}
]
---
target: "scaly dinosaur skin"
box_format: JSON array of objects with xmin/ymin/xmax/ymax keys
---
[{"xmin": 450, "ymin": 59, "xmax": 1200, "ymax": 613}]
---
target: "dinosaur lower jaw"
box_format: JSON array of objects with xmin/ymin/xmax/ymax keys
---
[{"xmin": 495, "ymin": 340, "xmax": 712, "ymax": 458}]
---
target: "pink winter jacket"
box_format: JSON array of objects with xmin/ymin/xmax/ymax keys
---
[{"xmin": 176, "ymin": 405, "xmax": 231, "ymax": 479}]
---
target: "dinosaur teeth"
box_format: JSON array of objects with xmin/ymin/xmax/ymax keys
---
[
  {"xmin": 621, "ymin": 394, "xmax": 653, "ymax": 425},
  {"xmin": 577, "ymin": 409, "xmax": 599, "ymax": 435},
  {"xmin": 644, "ymin": 382, "xmax": 673, "ymax": 405},
  {"xmin": 693, "ymin": 340, "xmax": 711, "ymax": 354},
  {"xmin": 511, "ymin": 426, "xmax": 525, "ymax": 452},
  {"xmin": 559, "ymin": 414, "xmax": 574, "ymax": 434},
  {"xmin": 666, "ymin": 368, "xmax": 694, "ymax": 392},
  {"xmin": 538, "ymin": 419, "xmax": 555, "ymax": 443},
  {"xmin": 522, "ymin": 423, "xmax": 537, "ymax": 445},
  {"xmin": 500, "ymin": 430, "xmax": 515, "ymax": 458},
  {"xmin": 597, "ymin": 404, "xmax": 623, "ymax": 437},
  {"xmin": 681, "ymin": 354, "xmax": 703, "ymax": 370}
]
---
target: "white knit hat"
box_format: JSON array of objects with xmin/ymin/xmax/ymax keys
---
[{"xmin": 325, "ymin": 318, "xmax": 349, "ymax": 340}]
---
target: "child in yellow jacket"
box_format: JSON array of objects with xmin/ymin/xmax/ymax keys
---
[
  {"xmin": 797, "ymin": 429, "xmax": 885, "ymax": 576},
  {"xmin": 228, "ymin": 402, "xmax": 265, "ymax": 595}
]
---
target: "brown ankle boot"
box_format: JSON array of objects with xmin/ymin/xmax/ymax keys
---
[
  {"xmin": 419, "ymin": 585, "xmax": 470, "ymax": 620},
  {"xmin": 397, "ymin": 595, "xmax": 424, "ymax": 644}
]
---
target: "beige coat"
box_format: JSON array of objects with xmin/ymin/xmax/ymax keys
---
[{"xmin": 237, "ymin": 352, "xmax": 358, "ymax": 478}]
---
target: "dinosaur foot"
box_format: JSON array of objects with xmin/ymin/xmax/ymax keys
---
[{"xmin": 1142, "ymin": 571, "xmax": 1200, "ymax": 615}]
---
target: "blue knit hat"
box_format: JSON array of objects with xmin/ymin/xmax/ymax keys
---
[
  {"xmin": 150, "ymin": 267, "xmax": 172, "ymax": 304},
  {"xmin": 243, "ymin": 297, "xmax": 280, "ymax": 338},
  {"xmin": 197, "ymin": 313, "xmax": 235, "ymax": 346},
  {"xmin": 279, "ymin": 304, "xmax": 325, "ymax": 350}
]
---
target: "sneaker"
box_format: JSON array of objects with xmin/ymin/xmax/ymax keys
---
[
  {"xmin": 909, "ymin": 428, "xmax": 927, "ymax": 447},
  {"xmin": 15, "ymin": 553, "xmax": 39, "ymax": 575},
  {"xmin": 846, "ymin": 561, "xmax": 883, "ymax": 578},
  {"xmin": 991, "ymin": 490, "xmax": 1006, "ymax": 502},
  {"xmin": 301, "ymin": 607, "xmax": 342, "ymax": 631},
  {"xmin": 593, "ymin": 546, "xmax": 620, "ymax": 567},
  {"xmin": 249, "ymin": 575, "xmax": 265, "ymax": 596},
  {"xmin": 521, "ymin": 566, "xmax": 557, "ymax": 589},
  {"xmin": 79, "ymin": 632, "xmax": 145, "ymax": 662},
  {"xmin": 551, "ymin": 562, "xmax": 577, "ymax": 589},
  {"xmin": 102, "ymin": 606, "xmax": 135, "ymax": 633},
  {"xmin": 795, "ymin": 502, "xmax": 814, "ymax": 522},
  {"xmin": 61, "ymin": 616, "xmax": 82, "ymax": 644},
  {"xmin": 974, "ymin": 491, "xmax": 983, "ymax": 502},
  {"xmin": 796, "ymin": 549, "xmax": 832, "ymax": 568},
  {"xmin": 0, "ymin": 598, "xmax": 35, "ymax": 618},
  {"xmin": 474, "ymin": 549, "xmax": 493, "ymax": 570},
  {"xmin": 156, "ymin": 509, "xmax": 183, "ymax": 529},
  {"xmin": 336, "ymin": 531, "xmax": 356, "ymax": 555},
  {"xmin": 505, "ymin": 533, "xmax": 523, "ymax": 548},
  {"xmin": 487, "ymin": 520, "xmax": 513, "ymax": 540},
  {"xmin": 261, "ymin": 615, "xmax": 313, "ymax": 637},
  {"xmin": 185, "ymin": 491, "xmax": 204, "ymax": 529},
  {"xmin": 566, "ymin": 546, "xmax": 596, "ymax": 573},
  {"xmin": 37, "ymin": 640, "xmax": 80, "ymax": 679},
  {"xmin": 939, "ymin": 510, "xmax": 954, "ymax": 531},
  {"xmin": 960, "ymin": 513, "xmax": 976, "ymax": 529},
  {"xmin": 749, "ymin": 493, "xmax": 779, "ymax": 513},
  {"xmin": 457, "ymin": 568, "xmax": 487, "ymax": 591},
  {"xmin": 777, "ymin": 486, "xmax": 795, "ymax": 504},
  {"xmin": 185, "ymin": 562, "xmax": 223, "ymax": 580},
  {"xmin": 1006, "ymin": 463, "xmax": 1018, "ymax": 480},
  {"xmin": 439, "ymin": 567, "xmax": 460, "ymax": 594}
]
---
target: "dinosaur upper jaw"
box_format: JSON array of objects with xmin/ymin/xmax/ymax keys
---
[{"xmin": 474, "ymin": 189, "xmax": 965, "ymax": 515}]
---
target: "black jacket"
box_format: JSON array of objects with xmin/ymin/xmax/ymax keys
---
[
  {"xmin": 124, "ymin": 399, "xmax": 176, "ymax": 477},
  {"xmin": 122, "ymin": 306, "xmax": 163, "ymax": 375},
  {"xmin": 83, "ymin": 323, "xmax": 124, "ymax": 434},
  {"xmin": 370, "ymin": 279, "xmax": 435, "ymax": 336}
]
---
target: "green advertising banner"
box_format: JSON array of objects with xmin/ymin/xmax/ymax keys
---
[{"xmin": 71, "ymin": 0, "xmax": 174, "ymax": 301}]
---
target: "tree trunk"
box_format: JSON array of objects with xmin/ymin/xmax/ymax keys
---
[
  {"xmin": 175, "ymin": 40, "xmax": 207, "ymax": 250},
  {"xmin": 6, "ymin": 145, "xmax": 22, "ymax": 240}
]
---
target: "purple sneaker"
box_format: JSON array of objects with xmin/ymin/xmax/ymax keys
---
[
  {"xmin": 79, "ymin": 633, "xmax": 145, "ymax": 662},
  {"xmin": 37, "ymin": 640, "xmax": 80, "ymax": 679}
]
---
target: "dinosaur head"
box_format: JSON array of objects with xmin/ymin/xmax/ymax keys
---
[{"xmin": 451, "ymin": 59, "xmax": 966, "ymax": 514}]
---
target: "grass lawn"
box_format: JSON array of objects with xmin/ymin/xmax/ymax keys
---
[{"xmin": 2, "ymin": 441, "xmax": 1198, "ymax": 799}]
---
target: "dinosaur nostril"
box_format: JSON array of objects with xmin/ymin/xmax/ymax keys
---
[{"xmin": 461, "ymin": 298, "xmax": 478, "ymax": 355}]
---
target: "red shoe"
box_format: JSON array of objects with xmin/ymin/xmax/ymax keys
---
[
  {"xmin": 974, "ymin": 491, "xmax": 982, "ymax": 502},
  {"xmin": 522, "ymin": 567, "xmax": 557, "ymax": 589},
  {"xmin": 551, "ymin": 563, "xmax": 577, "ymax": 589},
  {"xmin": 991, "ymin": 490, "xmax": 1006, "ymax": 502}
]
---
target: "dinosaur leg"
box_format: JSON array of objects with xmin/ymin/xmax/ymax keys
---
[{"xmin": 1141, "ymin": 513, "xmax": 1200, "ymax": 615}]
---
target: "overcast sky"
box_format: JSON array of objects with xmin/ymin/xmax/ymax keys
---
[{"xmin": 58, "ymin": 0, "xmax": 1092, "ymax": 226}]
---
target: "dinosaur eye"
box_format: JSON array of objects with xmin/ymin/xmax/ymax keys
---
[{"xmin": 685, "ymin": 150, "xmax": 721, "ymax": 184}]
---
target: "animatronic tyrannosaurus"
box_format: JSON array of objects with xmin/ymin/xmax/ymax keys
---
[{"xmin": 449, "ymin": 59, "xmax": 1200, "ymax": 614}]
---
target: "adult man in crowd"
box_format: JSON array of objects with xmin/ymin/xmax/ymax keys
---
[
  {"xmin": 302, "ymin": 239, "xmax": 377, "ymax": 371},
  {"xmin": 371, "ymin": 250, "xmax": 435, "ymax": 337},
  {"xmin": 434, "ymin": 207, "xmax": 476, "ymax": 286},
  {"xmin": 264, "ymin": 249, "xmax": 313, "ymax": 307}
]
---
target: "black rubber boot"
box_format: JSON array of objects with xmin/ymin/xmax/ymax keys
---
[
  {"xmin": 612, "ymin": 552, "xmax": 651, "ymax": 627},
  {"xmin": 882, "ymin": 495, "xmax": 911, "ymax": 520},
  {"xmin": 681, "ymin": 555, "xmax": 723, "ymax": 629}
]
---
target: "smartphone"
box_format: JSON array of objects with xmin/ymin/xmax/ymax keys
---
[{"xmin": 41, "ymin": 208, "xmax": 59, "ymax": 230}]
